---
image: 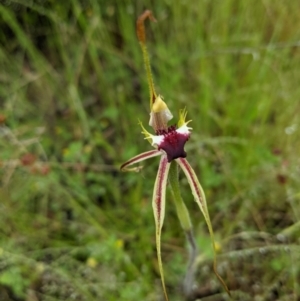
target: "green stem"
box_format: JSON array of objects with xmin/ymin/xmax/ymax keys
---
[
  {"xmin": 168, "ymin": 161, "xmax": 197, "ymax": 297},
  {"xmin": 140, "ymin": 42, "xmax": 157, "ymax": 106},
  {"xmin": 169, "ymin": 162, "xmax": 192, "ymax": 231}
]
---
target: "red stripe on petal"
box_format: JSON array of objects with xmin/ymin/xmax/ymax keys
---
[
  {"xmin": 152, "ymin": 155, "xmax": 169, "ymax": 226},
  {"xmin": 176, "ymin": 157, "xmax": 231, "ymax": 296},
  {"xmin": 154, "ymin": 155, "xmax": 169, "ymax": 221},
  {"xmin": 152, "ymin": 155, "xmax": 170, "ymax": 301},
  {"xmin": 176, "ymin": 157, "xmax": 205, "ymax": 208},
  {"xmin": 120, "ymin": 150, "xmax": 161, "ymax": 171}
]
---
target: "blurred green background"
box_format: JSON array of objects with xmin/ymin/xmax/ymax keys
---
[{"xmin": 0, "ymin": 1, "xmax": 300, "ymax": 300}]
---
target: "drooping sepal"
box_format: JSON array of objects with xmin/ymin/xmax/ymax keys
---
[
  {"xmin": 176, "ymin": 157, "xmax": 231, "ymax": 296},
  {"xmin": 152, "ymin": 155, "xmax": 171, "ymax": 301},
  {"xmin": 120, "ymin": 150, "xmax": 161, "ymax": 172}
]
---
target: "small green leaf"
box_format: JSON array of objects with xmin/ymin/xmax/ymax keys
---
[{"xmin": 0, "ymin": 267, "xmax": 29, "ymax": 298}]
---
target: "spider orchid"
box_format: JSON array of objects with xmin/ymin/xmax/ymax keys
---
[{"xmin": 121, "ymin": 10, "xmax": 230, "ymax": 301}]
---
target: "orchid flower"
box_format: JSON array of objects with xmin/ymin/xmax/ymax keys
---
[{"xmin": 121, "ymin": 10, "xmax": 230, "ymax": 301}]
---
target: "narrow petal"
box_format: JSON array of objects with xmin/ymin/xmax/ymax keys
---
[
  {"xmin": 120, "ymin": 150, "xmax": 161, "ymax": 171},
  {"xmin": 152, "ymin": 155, "xmax": 170, "ymax": 301},
  {"xmin": 176, "ymin": 157, "xmax": 231, "ymax": 296}
]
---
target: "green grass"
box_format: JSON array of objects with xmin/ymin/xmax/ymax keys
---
[{"xmin": 0, "ymin": 1, "xmax": 300, "ymax": 300}]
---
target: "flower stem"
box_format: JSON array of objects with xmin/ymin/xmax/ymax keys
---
[
  {"xmin": 168, "ymin": 161, "xmax": 197, "ymax": 297},
  {"xmin": 136, "ymin": 10, "xmax": 157, "ymax": 108},
  {"xmin": 169, "ymin": 162, "xmax": 192, "ymax": 231}
]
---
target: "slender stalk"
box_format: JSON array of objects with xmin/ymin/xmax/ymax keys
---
[
  {"xmin": 136, "ymin": 10, "xmax": 157, "ymax": 108},
  {"xmin": 183, "ymin": 229, "xmax": 198, "ymax": 297},
  {"xmin": 168, "ymin": 161, "xmax": 197, "ymax": 298},
  {"xmin": 169, "ymin": 162, "xmax": 192, "ymax": 231}
]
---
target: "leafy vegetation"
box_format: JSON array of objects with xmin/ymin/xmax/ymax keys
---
[{"xmin": 0, "ymin": 1, "xmax": 299, "ymax": 300}]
